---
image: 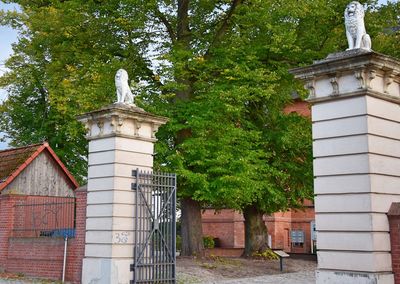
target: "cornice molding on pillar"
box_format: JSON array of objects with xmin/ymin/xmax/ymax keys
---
[
  {"xmin": 77, "ymin": 103, "xmax": 168, "ymax": 142},
  {"xmin": 290, "ymin": 50, "xmax": 400, "ymax": 104}
]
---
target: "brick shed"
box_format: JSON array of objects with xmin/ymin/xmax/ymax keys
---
[
  {"xmin": 0, "ymin": 143, "xmax": 86, "ymax": 283},
  {"xmin": 202, "ymin": 100, "xmax": 316, "ymax": 254}
]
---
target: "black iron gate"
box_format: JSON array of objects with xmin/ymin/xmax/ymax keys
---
[{"xmin": 130, "ymin": 169, "xmax": 177, "ymax": 284}]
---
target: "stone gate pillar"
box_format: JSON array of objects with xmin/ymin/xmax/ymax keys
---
[
  {"xmin": 78, "ymin": 103, "xmax": 167, "ymax": 284},
  {"xmin": 291, "ymin": 50, "xmax": 400, "ymax": 284}
]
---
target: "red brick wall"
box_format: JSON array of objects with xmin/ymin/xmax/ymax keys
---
[
  {"xmin": 283, "ymin": 100, "xmax": 311, "ymax": 117},
  {"xmin": 0, "ymin": 195, "xmax": 15, "ymax": 271},
  {"xmin": 388, "ymin": 203, "xmax": 400, "ymax": 283},
  {"xmin": 0, "ymin": 189, "xmax": 87, "ymax": 283},
  {"xmin": 202, "ymin": 206, "xmax": 315, "ymax": 253},
  {"xmin": 12, "ymin": 196, "xmax": 75, "ymax": 238},
  {"xmin": 265, "ymin": 206, "xmax": 315, "ymax": 253},
  {"xmin": 6, "ymin": 237, "xmax": 66, "ymax": 278},
  {"xmin": 265, "ymin": 212, "xmax": 291, "ymax": 251},
  {"xmin": 233, "ymin": 219, "xmax": 245, "ymax": 248},
  {"xmin": 202, "ymin": 210, "xmax": 244, "ymax": 248},
  {"xmin": 65, "ymin": 188, "xmax": 87, "ymax": 283}
]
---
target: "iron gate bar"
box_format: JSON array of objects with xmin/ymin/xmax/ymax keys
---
[{"xmin": 131, "ymin": 169, "xmax": 176, "ymax": 284}]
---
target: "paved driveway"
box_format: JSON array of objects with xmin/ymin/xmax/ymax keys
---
[{"xmin": 206, "ymin": 270, "xmax": 315, "ymax": 284}]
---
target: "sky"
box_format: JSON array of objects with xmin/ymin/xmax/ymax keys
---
[
  {"xmin": 0, "ymin": 0, "xmax": 397, "ymax": 150},
  {"xmin": 0, "ymin": 2, "xmax": 19, "ymax": 150}
]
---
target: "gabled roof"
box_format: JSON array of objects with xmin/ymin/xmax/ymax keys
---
[{"xmin": 0, "ymin": 142, "xmax": 79, "ymax": 192}]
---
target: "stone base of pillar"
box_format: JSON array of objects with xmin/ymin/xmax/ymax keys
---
[
  {"xmin": 82, "ymin": 258, "xmax": 132, "ymax": 284},
  {"xmin": 316, "ymin": 270, "xmax": 394, "ymax": 284}
]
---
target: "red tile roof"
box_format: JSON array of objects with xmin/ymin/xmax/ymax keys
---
[{"xmin": 0, "ymin": 142, "xmax": 79, "ymax": 192}]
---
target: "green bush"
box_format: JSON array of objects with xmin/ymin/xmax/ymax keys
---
[
  {"xmin": 203, "ymin": 235, "xmax": 215, "ymax": 249},
  {"xmin": 252, "ymin": 249, "xmax": 280, "ymax": 260},
  {"xmin": 176, "ymin": 235, "xmax": 182, "ymax": 251}
]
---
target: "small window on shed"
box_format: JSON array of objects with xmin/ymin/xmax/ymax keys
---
[{"xmin": 291, "ymin": 230, "xmax": 305, "ymax": 247}]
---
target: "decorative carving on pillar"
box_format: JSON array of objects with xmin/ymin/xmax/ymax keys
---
[
  {"xmin": 134, "ymin": 119, "xmax": 142, "ymax": 136},
  {"xmin": 384, "ymin": 71, "xmax": 394, "ymax": 94},
  {"xmin": 84, "ymin": 119, "xmax": 93, "ymax": 137},
  {"xmin": 151, "ymin": 123, "xmax": 160, "ymax": 139},
  {"xmin": 305, "ymin": 80, "xmax": 316, "ymax": 99},
  {"xmin": 330, "ymin": 76, "xmax": 340, "ymax": 96},
  {"xmin": 367, "ymin": 70, "xmax": 376, "ymax": 89},
  {"xmin": 344, "ymin": 1, "xmax": 371, "ymax": 51},
  {"xmin": 97, "ymin": 119, "xmax": 105, "ymax": 135},
  {"xmin": 117, "ymin": 117, "xmax": 124, "ymax": 133},
  {"xmin": 354, "ymin": 70, "xmax": 365, "ymax": 89},
  {"xmin": 77, "ymin": 104, "xmax": 168, "ymax": 142},
  {"xmin": 111, "ymin": 115, "xmax": 124, "ymax": 134}
]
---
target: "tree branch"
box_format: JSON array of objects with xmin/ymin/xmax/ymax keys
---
[
  {"xmin": 154, "ymin": 8, "xmax": 176, "ymax": 43},
  {"xmin": 205, "ymin": 0, "xmax": 243, "ymax": 58},
  {"xmin": 177, "ymin": 0, "xmax": 190, "ymax": 43}
]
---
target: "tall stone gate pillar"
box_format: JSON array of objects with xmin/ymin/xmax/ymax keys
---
[
  {"xmin": 78, "ymin": 103, "xmax": 167, "ymax": 284},
  {"xmin": 291, "ymin": 50, "xmax": 400, "ymax": 284}
]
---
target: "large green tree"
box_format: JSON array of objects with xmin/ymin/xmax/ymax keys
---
[{"xmin": 1, "ymin": 0, "xmax": 399, "ymax": 256}]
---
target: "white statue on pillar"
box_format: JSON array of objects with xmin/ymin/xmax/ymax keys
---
[
  {"xmin": 115, "ymin": 69, "xmax": 135, "ymax": 105},
  {"xmin": 344, "ymin": 1, "xmax": 371, "ymax": 51}
]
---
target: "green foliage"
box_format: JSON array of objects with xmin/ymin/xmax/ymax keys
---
[
  {"xmin": 367, "ymin": 1, "xmax": 400, "ymax": 58},
  {"xmin": 252, "ymin": 248, "xmax": 280, "ymax": 260},
  {"xmin": 0, "ymin": 0, "xmax": 398, "ymax": 218},
  {"xmin": 203, "ymin": 236, "xmax": 215, "ymax": 249},
  {"xmin": 176, "ymin": 235, "xmax": 182, "ymax": 252}
]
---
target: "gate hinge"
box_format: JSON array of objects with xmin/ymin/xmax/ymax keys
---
[
  {"xmin": 131, "ymin": 183, "xmax": 137, "ymax": 190},
  {"xmin": 130, "ymin": 264, "xmax": 134, "ymax": 271}
]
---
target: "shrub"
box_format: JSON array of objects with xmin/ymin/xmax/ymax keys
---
[
  {"xmin": 176, "ymin": 235, "xmax": 182, "ymax": 251},
  {"xmin": 252, "ymin": 248, "xmax": 280, "ymax": 260},
  {"xmin": 203, "ymin": 235, "xmax": 215, "ymax": 249}
]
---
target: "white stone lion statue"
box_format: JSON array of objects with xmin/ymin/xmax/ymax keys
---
[
  {"xmin": 115, "ymin": 69, "xmax": 135, "ymax": 105},
  {"xmin": 344, "ymin": 1, "xmax": 371, "ymax": 51}
]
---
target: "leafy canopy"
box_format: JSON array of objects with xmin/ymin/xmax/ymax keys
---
[{"xmin": 0, "ymin": 0, "xmax": 398, "ymax": 210}]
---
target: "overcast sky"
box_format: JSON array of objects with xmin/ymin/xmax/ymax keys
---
[{"xmin": 0, "ymin": 0, "xmax": 397, "ymax": 150}]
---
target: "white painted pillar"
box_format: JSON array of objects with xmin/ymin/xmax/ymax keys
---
[
  {"xmin": 78, "ymin": 103, "xmax": 167, "ymax": 284},
  {"xmin": 291, "ymin": 50, "xmax": 400, "ymax": 284}
]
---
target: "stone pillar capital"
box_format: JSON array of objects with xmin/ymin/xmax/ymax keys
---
[
  {"xmin": 290, "ymin": 50, "xmax": 400, "ymax": 104},
  {"xmin": 77, "ymin": 103, "xmax": 168, "ymax": 142}
]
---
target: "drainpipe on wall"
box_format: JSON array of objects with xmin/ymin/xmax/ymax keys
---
[{"xmin": 62, "ymin": 236, "xmax": 68, "ymax": 282}]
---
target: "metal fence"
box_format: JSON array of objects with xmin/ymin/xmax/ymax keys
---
[
  {"xmin": 13, "ymin": 196, "xmax": 75, "ymax": 238},
  {"xmin": 131, "ymin": 169, "xmax": 177, "ymax": 284}
]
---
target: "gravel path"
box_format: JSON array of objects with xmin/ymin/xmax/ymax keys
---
[
  {"xmin": 0, "ymin": 256, "xmax": 316, "ymax": 284},
  {"xmin": 177, "ymin": 256, "xmax": 316, "ymax": 284},
  {"xmin": 202, "ymin": 270, "xmax": 315, "ymax": 284},
  {"xmin": 0, "ymin": 271, "xmax": 316, "ymax": 284}
]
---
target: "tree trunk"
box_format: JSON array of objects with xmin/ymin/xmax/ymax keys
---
[
  {"xmin": 180, "ymin": 197, "xmax": 204, "ymax": 256},
  {"xmin": 242, "ymin": 205, "xmax": 269, "ymax": 257}
]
